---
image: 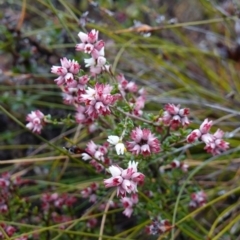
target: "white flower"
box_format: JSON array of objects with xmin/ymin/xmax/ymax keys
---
[
  {"xmin": 107, "ymin": 135, "xmax": 120, "ymax": 145},
  {"xmin": 107, "ymin": 135, "xmax": 125, "ymax": 155},
  {"xmin": 115, "ymin": 143, "xmax": 125, "ymax": 155}
]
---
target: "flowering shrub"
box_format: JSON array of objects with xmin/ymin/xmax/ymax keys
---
[{"xmin": 23, "ymin": 29, "xmax": 231, "ymax": 238}]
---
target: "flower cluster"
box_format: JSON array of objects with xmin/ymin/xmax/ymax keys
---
[
  {"xmin": 23, "ymin": 27, "xmax": 233, "ymax": 238},
  {"xmin": 171, "ymin": 160, "xmax": 189, "ymax": 172},
  {"xmin": 117, "ymin": 74, "xmax": 138, "ymax": 96},
  {"xmin": 160, "ymin": 103, "xmax": 190, "ymax": 129},
  {"xmin": 0, "ymin": 224, "xmax": 16, "ymax": 239},
  {"xmin": 80, "ymin": 83, "xmax": 121, "ymax": 119},
  {"xmin": 76, "ymin": 29, "xmax": 109, "ymax": 76},
  {"xmin": 86, "ymin": 217, "xmax": 98, "ymax": 228},
  {"xmin": 117, "ymin": 73, "xmax": 146, "ymax": 116},
  {"xmin": 126, "ymin": 127, "xmax": 160, "ymax": 156},
  {"xmin": 26, "ymin": 29, "xmax": 121, "ymax": 133},
  {"xmin": 146, "ymin": 218, "xmax": 173, "ymax": 236},
  {"xmin": 26, "ymin": 110, "xmax": 45, "ymax": 134},
  {"xmin": 81, "ymin": 182, "xmax": 99, "ymax": 203},
  {"xmin": 82, "ymin": 141, "xmax": 111, "ymax": 172},
  {"xmin": 120, "ymin": 193, "xmax": 138, "ymax": 218},
  {"xmin": 187, "ymin": 118, "xmax": 229, "ymax": 155},
  {"xmin": 104, "ymin": 161, "xmax": 144, "ymax": 197},
  {"xmin": 51, "ymin": 212, "xmax": 73, "ymax": 230},
  {"xmin": 41, "ymin": 193, "xmax": 76, "ymax": 211},
  {"xmin": 0, "ymin": 172, "xmax": 28, "ymax": 214},
  {"xmin": 51, "ymin": 57, "xmax": 81, "ymax": 87},
  {"xmin": 189, "ymin": 191, "xmax": 207, "ymax": 209}
]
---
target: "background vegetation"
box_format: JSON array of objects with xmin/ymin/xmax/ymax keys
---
[{"xmin": 1, "ymin": 0, "xmax": 240, "ymax": 239}]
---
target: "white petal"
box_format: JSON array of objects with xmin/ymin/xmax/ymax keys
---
[
  {"xmin": 107, "ymin": 135, "xmax": 120, "ymax": 145},
  {"xmin": 115, "ymin": 143, "xmax": 125, "ymax": 155},
  {"xmin": 108, "ymin": 165, "xmax": 122, "ymax": 177}
]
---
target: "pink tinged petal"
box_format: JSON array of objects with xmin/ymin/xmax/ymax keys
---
[
  {"xmin": 64, "ymin": 73, "xmax": 74, "ymax": 84},
  {"xmin": 54, "ymin": 76, "xmax": 65, "ymax": 86},
  {"xmin": 60, "ymin": 57, "xmax": 71, "ymax": 68},
  {"xmin": 79, "ymin": 75, "xmax": 90, "ymax": 84},
  {"xmin": 131, "ymin": 172, "xmax": 145, "ymax": 185},
  {"xmin": 131, "ymin": 127, "xmax": 143, "ymax": 142},
  {"xmin": 117, "ymin": 186, "xmax": 126, "ymax": 197},
  {"xmin": 91, "ymin": 48, "xmax": 101, "ymax": 59},
  {"xmin": 121, "ymin": 168, "xmax": 134, "ymax": 180},
  {"xmin": 199, "ymin": 118, "xmax": 212, "ymax": 134},
  {"xmin": 51, "ymin": 66, "xmax": 68, "ymax": 75},
  {"xmin": 95, "ymin": 40, "xmax": 105, "ymax": 51},
  {"xmin": 214, "ymin": 129, "xmax": 224, "ymax": 139},
  {"xmin": 78, "ymin": 31, "xmax": 88, "ymax": 43},
  {"xmin": 122, "ymin": 207, "xmax": 133, "ymax": 218},
  {"xmin": 131, "ymin": 193, "xmax": 139, "ymax": 204},
  {"xmin": 187, "ymin": 129, "xmax": 201, "ymax": 143},
  {"xmin": 141, "ymin": 144, "xmax": 151, "ymax": 155},
  {"xmin": 201, "ymin": 133, "xmax": 214, "ymax": 144},
  {"xmin": 86, "ymin": 141, "xmax": 97, "ymax": 155},
  {"xmin": 132, "ymin": 145, "xmax": 141, "ymax": 155},
  {"xmin": 104, "ymin": 176, "xmax": 123, "ymax": 187},
  {"xmin": 76, "ymin": 43, "xmax": 85, "ymax": 51},
  {"xmin": 179, "ymin": 108, "xmax": 190, "ymax": 116},
  {"xmin": 165, "ymin": 103, "xmax": 179, "ymax": 114},
  {"xmin": 181, "ymin": 116, "xmax": 190, "ymax": 126},
  {"xmin": 122, "ymin": 179, "xmax": 134, "ymax": 193},
  {"xmin": 69, "ymin": 61, "xmax": 80, "ymax": 74},
  {"xmin": 89, "ymin": 66, "xmax": 102, "ymax": 76},
  {"xmin": 121, "ymin": 197, "xmax": 133, "ymax": 208},
  {"xmin": 88, "ymin": 29, "xmax": 99, "ymax": 43}
]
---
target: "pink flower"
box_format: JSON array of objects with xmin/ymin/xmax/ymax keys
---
[
  {"xmin": 81, "ymin": 183, "xmax": 99, "ymax": 203},
  {"xmin": 86, "ymin": 140, "xmax": 108, "ymax": 162},
  {"xmin": 187, "ymin": 119, "xmax": 229, "ymax": 155},
  {"xmin": 80, "ymin": 83, "xmax": 120, "ymax": 119},
  {"xmin": 104, "ymin": 161, "xmax": 144, "ymax": 197},
  {"xmin": 5, "ymin": 225, "xmax": 16, "ymax": 237},
  {"xmin": 126, "ymin": 127, "xmax": 160, "ymax": 156},
  {"xmin": 189, "ymin": 191, "xmax": 207, "ymax": 209},
  {"xmin": 204, "ymin": 129, "xmax": 229, "ymax": 156},
  {"xmin": 84, "ymin": 48, "xmax": 107, "ymax": 76},
  {"xmin": 132, "ymin": 95, "xmax": 146, "ymax": 116},
  {"xmin": 161, "ymin": 103, "xmax": 190, "ymax": 129},
  {"xmin": 26, "ymin": 110, "xmax": 45, "ymax": 134},
  {"xmin": 76, "ymin": 29, "xmax": 105, "ymax": 58},
  {"xmin": 75, "ymin": 105, "xmax": 93, "ymax": 124},
  {"xmin": 187, "ymin": 119, "xmax": 213, "ymax": 144},
  {"xmin": 120, "ymin": 193, "xmax": 139, "ymax": 218},
  {"xmin": 146, "ymin": 218, "xmax": 173, "ymax": 235},
  {"xmin": 51, "ymin": 58, "xmax": 80, "ymax": 86},
  {"xmin": 86, "ymin": 217, "xmax": 98, "ymax": 228},
  {"xmin": 171, "ymin": 160, "xmax": 189, "ymax": 172},
  {"xmin": 117, "ymin": 74, "xmax": 138, "ymax": 96}
]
